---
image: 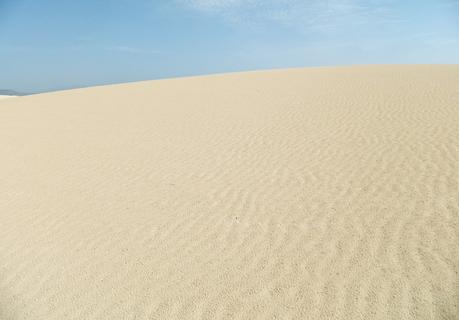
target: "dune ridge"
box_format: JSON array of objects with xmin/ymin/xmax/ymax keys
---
[
  {"xmin": 0, "ymin": 65, "xmax": 458, "ymax": 319},
  {"xmin": 0, "ymin": 95, "xmax": 15, "ymax": 100}
]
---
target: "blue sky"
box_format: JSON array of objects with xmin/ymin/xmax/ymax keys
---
[{"xmin": 0, "ymin": 0, "xmax": 458, "ymax": 93}]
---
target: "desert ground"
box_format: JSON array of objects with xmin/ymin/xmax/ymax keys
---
[{"xmin": 0, "ymin": 65, "xmax": 457, "ymax": 320}]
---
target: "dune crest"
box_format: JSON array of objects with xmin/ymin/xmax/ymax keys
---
[
  {"xmin": 0, "ymin": 65, "xmax": 458, "ymax": 319},
  {"xmin": 0, "ymin": 95, "xmax": 15, "ymax": 100}
]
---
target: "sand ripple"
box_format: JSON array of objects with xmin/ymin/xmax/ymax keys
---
[{"xmin": 0, "ymin": 65, "xmax": 458, "ymax": 319}]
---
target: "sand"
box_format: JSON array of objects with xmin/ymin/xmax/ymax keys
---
[
  {"xmin": 0, "ymin": 65, "xmax": 458, "ymax": 320},
  {"xmin": 0, "ymin": 95, "xmax": 15, "ymax": 100}
]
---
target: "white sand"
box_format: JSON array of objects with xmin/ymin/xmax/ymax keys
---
[
  {"xmin": 0, "ymin": 95, "xmax": 15, "ymax": 100},
  {"xmin": 0, "ymin": 65, "xmax": 458, "ymax": 319}
]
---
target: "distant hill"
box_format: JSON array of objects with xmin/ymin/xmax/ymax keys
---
[{"xmin": 0, "ymin": 89, "xmax": 26, "ymax": 96}]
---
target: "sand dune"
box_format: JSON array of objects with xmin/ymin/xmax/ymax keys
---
[
  {"xmin": 0, "ymin": 95, "xmax": 15, "ymax": 100},
  {"xmin": 0, "ymin": 65, "xmax": 458, "ymax": 319}
]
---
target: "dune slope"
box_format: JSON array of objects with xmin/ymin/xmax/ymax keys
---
[{"xmin": 0, "ymin": 65, "xmax": 458, "ymax": 320}]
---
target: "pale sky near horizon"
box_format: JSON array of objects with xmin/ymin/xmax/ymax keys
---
[{"xmin": 0, "ymin": 0, "xmax": 458, "ymax": 93}]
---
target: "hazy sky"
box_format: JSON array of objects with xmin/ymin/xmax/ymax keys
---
[{"xmin": 0, "ymin": 0, "xmax": 458, "ymax": 93}]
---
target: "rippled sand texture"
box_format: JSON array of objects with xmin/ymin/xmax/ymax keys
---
[{"xmin": 0, "ymin": 65, "xmax": 458, "ymax": 320}]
